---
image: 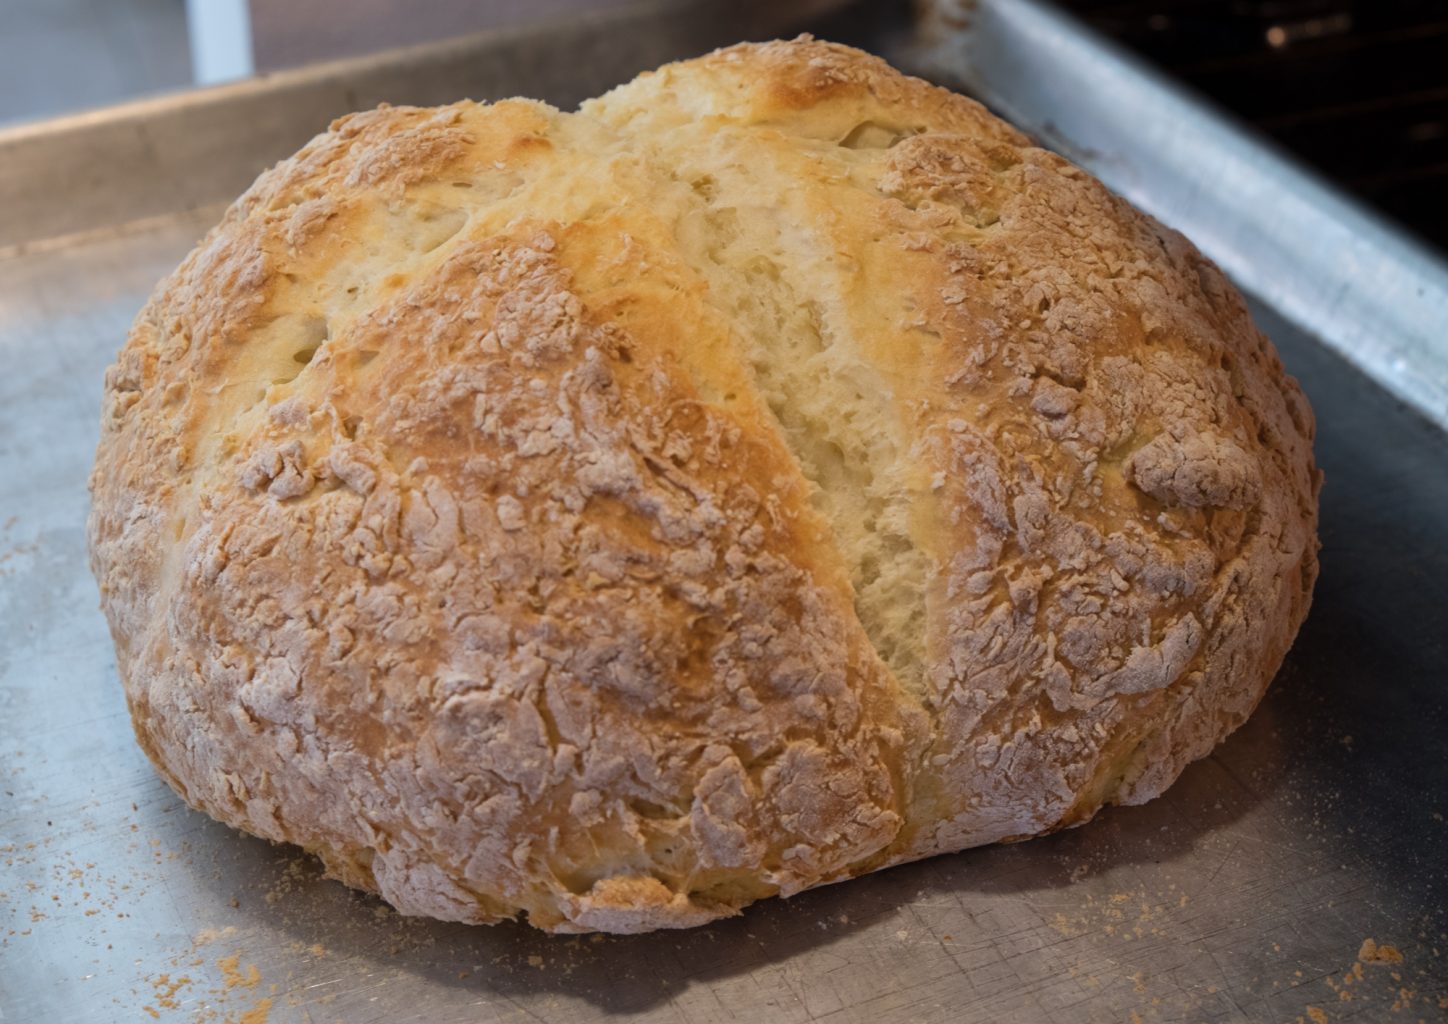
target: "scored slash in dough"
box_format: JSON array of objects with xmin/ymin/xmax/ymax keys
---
[{"xmin": 88, "ymin": 37, "xmax": 1320, "ymax": 933}]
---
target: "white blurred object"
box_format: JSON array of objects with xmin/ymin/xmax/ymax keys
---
[{"xmin": 186, "ymin": 0, "xmax": 255, "ymax": 84}]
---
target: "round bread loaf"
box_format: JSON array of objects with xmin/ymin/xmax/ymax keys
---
[{"xmin": 88, "ymin": 38, "xmax": 1320, "ymax": 933}]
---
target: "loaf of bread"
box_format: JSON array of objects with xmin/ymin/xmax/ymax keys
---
[{"xmin": 88, "ymin": 38, "xmax": 1320, "ymax": 933}]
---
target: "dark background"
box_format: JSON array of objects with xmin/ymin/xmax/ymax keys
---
[{"xmin": 1053, "ymin": 0, "xmax": 1448, "ymax": 251}]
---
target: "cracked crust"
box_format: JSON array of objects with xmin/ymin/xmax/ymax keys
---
[{"xmin": 88, "ymin": 38, "xmax": 1319, "ymax": 932}]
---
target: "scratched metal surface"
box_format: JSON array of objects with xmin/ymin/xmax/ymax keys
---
[{"xmin": 2, "ymin": 5, "xmax": 1447, "ymax": 1024}]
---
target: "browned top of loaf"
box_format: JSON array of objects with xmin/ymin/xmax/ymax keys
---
[{"xmin": 88, "ymin": 37, "xmax": 1319, "ymax": 933}]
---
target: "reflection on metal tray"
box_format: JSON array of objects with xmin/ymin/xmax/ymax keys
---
[{"xmin": 1, "ymin": 2, "xmax": 1445, "ymax": 1022}]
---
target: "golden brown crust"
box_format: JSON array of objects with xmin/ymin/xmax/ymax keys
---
[{"xmin": 88, "ymin": 37, "xmax": 1319, "ymax": 932}]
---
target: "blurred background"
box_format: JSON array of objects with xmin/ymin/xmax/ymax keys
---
[{"xmin": 2, "ymin": 0, "xmax": 1445, "ymax": 250}]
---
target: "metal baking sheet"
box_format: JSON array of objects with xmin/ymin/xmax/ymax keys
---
[{"xmin": 3, "ymin": 3, "xmax": 1446, "ymax": 1022}]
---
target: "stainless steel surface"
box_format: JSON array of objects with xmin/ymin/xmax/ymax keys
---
[
  {"xmin": 0, "ymin": 0, "xmax": 191, "ymax": 127},
  {"xmin": 3, "ymin": 4, "xmax": 1447, "ymax": 1022},
  {"xmin": 909, "ymin": 0, "xmax": 1448, "ymax": 430}
]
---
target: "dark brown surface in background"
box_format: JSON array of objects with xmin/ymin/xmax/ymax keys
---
[{"xmin": 1054, "ymin": 0, "xmax": 1448, "ymax": 251}]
